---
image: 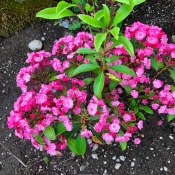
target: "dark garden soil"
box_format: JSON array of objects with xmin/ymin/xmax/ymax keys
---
[{"xmin": 0, "ymin": 0, "xmax": 175, "ymax": 175}]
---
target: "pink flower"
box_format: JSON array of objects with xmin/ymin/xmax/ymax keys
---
[
  {"xmin": 87, "ymin": 103, "xmax": 98, "ymax": 116},
  {"xmin": 137, "ymin": 120, "xmax": 143, "ymax": 130},
  {"xmin": 151, "ymin": 103, "xmax": 159, "ymax": 110},
  {"xmin": 45, "ymin": 143, "xmax": 56, "ymax": 156},
  {"xmin": 153, "ymin": 79, "xmax": 163, "ymax": 89},
  {"xmin": 123, "ymin": 114, "xmax": 131, "ymax": 122},
  {"xmin": 81, "ymin": 129, "xmax": 93, "ymax": 138},
  {"xmin": 102, "ymin": 133, "xmax": 114, "ymax": 143},
  {"xmin": 63, "ymin": 98, "xmax": 74, "ymax": 109},
  {"xmin": 133, "ymin": 138, "xmax": 141, "ymax": 145},
  {"xmin": 170, "ymin": 51, "xmax": 175, "ymax": 58},
  {"xmin": 157, "ymin": 120, "xmax": 163, "ymax": 126},
  {"xmin": 109, "ymin": 123, "xmax": 120, "ymax": 133},
  {"xmin": 135, "ymin": 30, "xmax": 146, "ymax": 41},
  {"xmin": 131, "ymin": 90, "xmax": 139, "ymax": 98},
  {"xmin": 158, "ymin": 105, "xmax": 167, "ymax": 114},
  {"xmin": 146, "ymin": 36, "xmax": 158, "ymax": 45}
]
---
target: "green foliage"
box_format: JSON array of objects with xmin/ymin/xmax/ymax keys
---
[{"xmin": 43, "ymin": 126, "xmax": 56, "ymax": 140}]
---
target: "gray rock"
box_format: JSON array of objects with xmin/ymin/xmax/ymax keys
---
[
  {"xmin": 28, "ymin": 40, "xmax": 42, "ymax": 51},
  {"xmin": 115, "ymin": 163, "xmax": 121, "ymax": 170},
  {"xmin": 61, "ymin": 20, "xmax": 69, "ymax": 28},
  {"xmin": 172, "ymin": 35, "xmax": 175, "ymax": 43}
]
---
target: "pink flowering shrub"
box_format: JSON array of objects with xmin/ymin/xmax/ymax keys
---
[{"xmin": 7, "ymin": 22, "xmax": 175, "ymax": 156}]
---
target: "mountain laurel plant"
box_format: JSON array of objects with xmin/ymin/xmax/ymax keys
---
[{"xmin": 7, "ymin": 0, "xmax": 175, "ymax": 156}]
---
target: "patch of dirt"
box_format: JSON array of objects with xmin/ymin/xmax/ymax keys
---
[{"xmin": 0, "ymin": 1, "xmax": 175, "ymax": 175}]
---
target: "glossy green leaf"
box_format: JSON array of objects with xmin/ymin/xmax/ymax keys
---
[
  {"xmin": 56, "ymin": 122, "xmax": 66, "ymax": 135},
  {"xmin": 134, "ymin": 106, "xmax": 139, "ymax": 114},
  {"xmin": 65, "ymin": 66, "xmax": 76, "ymax": 77},
  {"xmin": 36, "ymin": 7, "xmax": 58, "ymax": 19},
  {"xmin": 56, "ymin": 9, "xmax": 75, "ymax": 19},
  {"xmin": 110, "ymin": 27, "xmax": 120, "ymax": 40},
  {"xmin": 119, "ymin": 130, "xmax": 127, "ymax": 151},
  {"xmin": 115, "ymin": 0, "xmax": 130, "ymax": 5},
  {"xmin": 169, "ymin": 69, "xmax": 175, "ymax": 82},
  {"xmin": 134, "ymin": 0, "xmax": 145, "ymax": 5},
  {"xmin": 43, "ymin": 126, "xmax": 56, "ymax": 140},
  {"xmin": 140, "ymin": 105, "xmax": 153, "ymax": 114},
  {"xmin": 83, "ymin": 77, "xmax": 94, "ymax": 85},
  {"xmin": 78, "ymin": 14, "xmax": 102, "ymax": 28},
  {"xmin": 167, "ymin": 114, "xmax": 175, "ymax": 122},
  {"xmin": 75, "ymin": 134, "xmax": 86, "ymax": 155},
  {"xmin": 113, "ymin": 2, "xmax": 134, "ymax": 26},
  {"xmin": 67, "ymin": 138, "xmax": 79, "ymax": 155},
  {"xmin": 56, "ymin": 1, "xmax": 76, "ymax": 14},
  {"xmin": 112, "ymin": 36, "xmax": 134, "ymax": 57},
  {"xmin": 85, "ymin": 3, "xmax": 94, "ymax": 13},
  {"xmin": 151, "ymin": 58, "xmax": 159, "ymax": 71},
  {"xmin": 94, "ymin": 10, "xmax": 104, "ymax": 21},
  {"xmin": 109, "ymin": 80, "xmax": 118, "ymax": 92},
  {"xmin": 93, "ymin": 71, "xmax": 105, "ymax": 99},
  {"xmin": 94, "ymin": 33, "xmax": 107, "ymax": 52},
  {"xmin": 72, "ymin": 64, "xmax": 99, "ymax": 76},
  {"xmin": 89, "ymin": 116, "xmax": 99, "ymax": 121},
  {"xmin": 103, "ymin": 4, "xmax": 110, "ymax": 27},
  {"xmin": 35, "ymin": 134, "xmax": 44, "ymax": 145},
  {"xmin": 77, "ymin": 48, "xmax": 96, "ymax": 54},
  {"xmin": 43, "ymin": 156, "xmax": 49, "ymax": 166},
  {"xmin": 109, "ymin": 65, "xmax": 135, "ymax": 77},
  {"xmin": 124, "ymin": 85, "xmax": 132, "ymax": 94},
  {"xmin": 105, "ymin": 55, "xmax": 120, "ymax": 63},
  {"xmin": 136, "ymin": 112, "xmax": 146, "ymax": 120}
]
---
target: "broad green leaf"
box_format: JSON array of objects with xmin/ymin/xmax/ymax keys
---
[
  {"xmin": 151, "ymin": 58, "xmax": 159, "ymax": 71},
  {"xmin": 89, "ymin": 116, "xmax": 99, "ymax": 121},
  {"xmin": 85, "ymin": 3, "xmax": 94, "ymax": 13},
  {"xmin": 112, "ymin": 36, "xmax": 134, "ymax": 57},
  {"xmin": 83, "ymin": 77, "xmax": 94, "ymax": 85},
  {"xmin": 109, "ymin": 80, "xmax": 118, "ymax": 92},
  {"xmin": 109, "ymin": 65, "xmax": 136, "ymax": 77},
  {"xmin": 134, "ymin": 0, "xmax": 145, "ymax": 5},
  {"xmin": 56, "ymin": 1, "xmax": 76, "ymax": 15},
  {"xmin": 72, "ymin": 64, "xmax": 99, "ymax": 76},
  {"xmin": 56, "ymin": 9, "xmax": 74, "ymax": 19},
  {"xmin": 36, "ymin": 7, "xmax": 58, "ymax": 19},
  {"xmin": 43, "ymin": 126, "xmax": 56, "ymax": 140},
  {"xmin": 67, "ymin": 138, "xmax": 79, "ymax": 155},
  {"xmin": 93, "ymin": 71, "xmax": 105, "ymax": 99},
  {"xmin": 130, "ymin": 99, "xmax": 136, "ymax": 108},
  {"xmin": 94, "ymin": 10, "xmax": 104, "ymax": 21},
  {"xmin": 106, "ymin": 73, "xmax": 122, "ymax": 82},
  {"xmin": 113, "ymin": 2, "xmax": 134, "ymax": 26},
  {"xmin": 140, "ymin": 105, "xmax": 153, "ymax": 114},
  {"xmin": 110, "ymin": 27, "xmax": 120, "ymax": 40},
  {"xmin": 78, "ymin": 14, "xmax": 102, "ymax": 28},
  {"xmin": 169, "ymin": 69, "xmax": 175, "ymax": 82},
  {"xmin": 105, "ymin": 55, "xmax": 120, "ymax": 63},
  {"xmin": 35, "ymin": 134, "xmax": 44, "ymax": 145},
  {"xmin": 94, "ymin": 33, "xmax": 107, "ymax": 52},
  {"xmin": 136, "ymin": 112, "xmax": 146, "ymax": 120},
  {"xmin": 77, "ymin": 48, "xmax": 96, "ymax": 54},
  {"xmin": 43, "ymin": 156, "xmax": 49, "ymax": 166},
  {"xmin": 65, "ymin": 66, "xmax": 76, "ymax": 77},
  {"xmin": 119, "ymin": 130, "xmax": 127, "ymax": 151},
  {"xmin": 56, "ymin": 122, "xmax": 66, "ymax": 135},
  {"xmin": 124, "ymin": 85, "xmax": 132, "ymax": 94},
  {"xmin": 134, "ymin": 106, "xmax": 139, "ymax": 114},
  {"xmin": 167, "ymin": 114, "xmax": 175, "ymax": 122},
  {"xmin": 115, "ymin": 0, "xmax": 130, "ymax": 5},
  {"xmin": 103, "ymin": 4, "xmax": 110, "ymax": 27},
  {"xmin": 75, "ymin": 134, "xmax": 86, "ymax": 155}
]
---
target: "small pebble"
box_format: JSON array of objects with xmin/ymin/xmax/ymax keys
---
[
  {"xmin": 169, "ymin": 135, "xmax": 174, "ymax": 140},
  {"xmin": 116, "ymin": 159, "xmax": 120, "ymax": 162},
  {"xmin": 119, "ymin": 155, "xmax": 125, "ymax": 161},
  {"xmin": 28, "ymin": 40, "xmax": 42, "ymax": 51},
  {"xmin": 92, "ymin": 144, "xmax": 99, "ymax": 151},
  {"xmin": 92, "ymin": 154, "xmax": 98, "ymax": 160},
  {"xmin": 167, "ymin": 160, "xmax": 170, "ymax": 163},
  {"xmin": 80, "ymin": 165, "xmax": 85, "ymax": 172},
  {"xmin": 104, "ymin": 169, "xmax": 107, "ymax": 174},
  {"xmin": 163, "ymin": 167, "xmax": 168, "ymax": 171},
  {"xmin": 103, "ymin": 161, "xmax": 107, "ymax": 164},
  {"xmin": 160, "ymin": 167, "xmax": 163, "ymax": 171},
  {"xmin": 150, "ymin": 148, "xmax": 154, "ymax": 151},
  {"xmin": 115, "ymin": 163, "xmax": 121, "ymax": 170},
  {"xmin": 87, "ymin": 139, "xmax": 92, "ymax": 145},
  {"xmin": 41, "ymin": 37, "xmax": 45, "ymax": 41},
  {"xmin": 172, "ymin": 35, "xmax": 175, "ymax": 43},
  {"xmin": 131, "ymin": 162, "xmax": 135, "ymax": 167},
  {"xmin": 159, "ymin": 136, "xmax": 163, "ymax": 139},
  {"xmin": 112, "ymin": 156, "xmax": 116, "ymax": 160},
  {"xmin": 61, "ymin": 20, "xmax": 69, "ymax": 28}
]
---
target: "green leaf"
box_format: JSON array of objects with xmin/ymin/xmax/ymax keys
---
[
  {"xmin": 124, "ymin": 85, "xmax": 132, "ymax": 94},
  {"xmin": 105, "ymin": 55, "xmax": 121, "ymax": 63},
  {"xmin": 130, "ymin": 99, "xmax": 136, "ymax": 108},
  {"xmin": 167, "ymin": 114, "xmax": 175, "ymax": 122},
  {"xmin": 35, "ymin": 134, "xmax": 44, "ymax": 145},
  {"xmin": 89, "ymin": 115, "xmax": 99, "ymax": 121},
  {"xmin": 169, "ymin": 69, "xmax": 175, "ymax": 82},
  {"xmin": 151, "ymin": 58, "xmax": 159, "ymax": 71},
  {"xmin": 43, "ymin": 126, "xmax": 56, "ymax": 140},
  {"xmin": 113, "ymin": 2, "xmax": 135, "ymax": 26},
  {"xmin": 65, "ymin": 66, "xmax": 76, "ymax": 77},
  {"xmin": 75, "ymin": 134, "xmax": 86, "ymax": 156},
  {"xmin": 134, "ymin": 106, "xmax": 139, "ymax": 114},
  {"xmin": 64, "ymin": 123, "xmax": 80, "ymax": 138},
  {"xmin": 83, "ymin": 77, "xmax": 94, "ymax": 85},
  {"xmin": 106, "ymin": 73, "xmax": 122, "ymax": 82},
  {"xmin": 85, "ymin": 3, "xmax": 94, "ymax": 13},
  {"xmin": 72, "ymin": 64, "xmax": 99, "ymax": 76},
  {"xmin": 77, "ymin": 48, "xmax": 96, "ymax": 54},
  {"xmin": 103, "ymin": 4, "xmax": 110, "ymax": 27},
  {"xmin": 134, "ymin": 0, "xmax": 145, "ymax": 5},
  {"xmin": 119, "ymin": 130, "xmax": 127, "ymax": 151},
  {"xmin": 56, "ymin": 1, "xmax": 76, "ymax": 15},
  {"xmin": 136, "ymin": 112, "xmax": 146, "ymax": 120},
  {"xmin": 56, "ymin": 9, "xmax": 74, "ymax": 19},
  {"xmin": 109, "ymin": 80, "xmax": 118, "ymax": 92},
  {"xmin": 109, "ymin": 65, "xmax": 135, "ymax": 77},
  {"xmin": 67, "ymin": 138, "xmax": 79, "ymax": 155},
  {"xmin": 89, "ymin": 125, "xmax": 103, "ymax": 142},
  {"xmin": 94, "ymin": 33, "xmax": 107, "ymax": 52},
  {"xmin": 56, "ymin": 122, "xmax": 66, "ymax": 135},
  {"xmin": 93, "ymin": 71, "xmax": 105, "ymax": 99},
  {"xmin": 140, "ymin": 105, "xmax": 153, "ymax": 114},
  {"xmin": 94, "ymin": 10, "xmax": 104, "ymax": 21},
  {"xmin": 78, "ymin": 14, "xmax": 102, "ymax": 28},
  {"xmin": 110, "ymin": 27, "xmax": 120, "ymax": 40},
  {"xmin": 115, "ymin": 0, "xmax": 130, "ymax": 5},
  {"xmin": 112, "ymin": 36, "xmax": 134, "ymax": 57},
  {"xmin": 36, "ymin": 7, "xmax": 58, "ymax": 19},
  {"xmin": 43, "ymin": 156, "xmax": 49, "ymax": 166}
]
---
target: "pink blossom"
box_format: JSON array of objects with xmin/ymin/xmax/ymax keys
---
[
  {"xmin": 137, "ymin": 120, "xmax": 143, "ymax": 130},
  {"xmin": 133, "ymin": 138, "xmax": 141, "ymax": 145},
  {"xmin": 135, "ymin": 30, "xmax": 146, "ymax": 41},
  {"xmin": 131, "ymin": 90, "xmax": 139, "ymax": 98},
  {"xmin": 123, "ymin": 113, "xmax": 131, "ymax": 122},
  {"xmin": 63, "ymin": 98, "xmax": 74, "ymax": 109},
  {"xmin": 151, "ymin": 103, "xmax": 159, "ymax": 110},
  {"xmin": 102, "ymin": 133, "xmax": 114, "ymax": 143},
  {"xmin": 81, "ymin": 129, "xmax": 93, "ymax": 138},
  {"xmin": 109, "ymin": 123, "xmax": 120, "ymax": 133},
  {"xmin": 153, "ymin": 79, "xmax": 163, "ymax": 89},
  {"xmin": 87, "ymin": 103, "xmax": 98, "ymax": 116},
  {"xmin": 157, "ymin": 120, "xmax": 163, "ymax": 126}
]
